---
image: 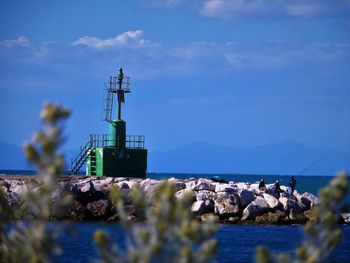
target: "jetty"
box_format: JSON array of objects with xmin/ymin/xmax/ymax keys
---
[{"xmin": 3, "ymin": 175, "xmax": 348, "ymax": 225}]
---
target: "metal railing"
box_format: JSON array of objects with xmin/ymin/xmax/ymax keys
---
[
  {"xmin": 109, "ymin": 76, "xmax": 131, "ymax": 91},
  {"xmin": 70, "ymin": 133, "xmax": 146, "ymax": 174},
  {"xmin": 126, "ymin": 135, "xmax": 145, "ymax": 149},
  {"xmin": 89, "ymin": 134, "xmax": 111, "ymax": 147},
  {"xmin": 89, "ymin": 134, "xmax": 145, "ymax": 149}
]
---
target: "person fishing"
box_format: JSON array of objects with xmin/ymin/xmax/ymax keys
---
[
  {"xmin": 274, "ymin": 180, "xmax": 282, "ymax": 193},
  {"xmin": 289, "ymin": 176, "xmax": 296, "ymax": 196},
  {"xmin": 259, "ymin": 179, "xmax": 266, "ymax": 191}
]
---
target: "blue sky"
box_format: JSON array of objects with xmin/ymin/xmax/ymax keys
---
[{"xmin": 0, "ymin": 0, "xmax": 350, "ymax": 155}]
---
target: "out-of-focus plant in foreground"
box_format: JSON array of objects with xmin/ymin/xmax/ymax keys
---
[
  {"xmin": 0, "ymin": 103, "xmax": 71, "ymax": 263},
  {"xmin": 256, "ymin": 171, "xmax": 348, "ymax": 263},
  {"xmin": 94, "ymin": 182, "xmax": 218, "ymax": 263}
]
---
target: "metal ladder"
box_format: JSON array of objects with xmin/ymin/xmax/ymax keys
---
[
  {"xmin": 89, "ymin": 149, "xmax": 96, "ymax": 175},
  {"xmin": 102, "ymin": 86, "xmax": 114, "ymax": 123}
]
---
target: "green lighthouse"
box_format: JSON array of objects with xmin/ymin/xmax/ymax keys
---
[{"xmin": 70, "ymin": 68, "xmax": 147, "ymax": 178}]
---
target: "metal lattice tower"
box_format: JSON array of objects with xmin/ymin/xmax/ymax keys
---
[{"xmin": 102, "ymin": 68, "xmax": 130, "ymax": 123}]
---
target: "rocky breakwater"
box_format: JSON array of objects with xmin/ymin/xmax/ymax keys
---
[
  {"xmin": 1, "ymin": 175, "xmax": 347, "ymax": 224},
  {"xmin": 185, "ymin": 178, "xmax": 321, "ymax": 224}
]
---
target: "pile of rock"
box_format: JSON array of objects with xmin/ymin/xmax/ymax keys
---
[
  {"xmin": 0, "ymin": 175, "xmax": 343, "ymax": 224},
  {"xmin": 186, "ymin": 178, "xmax": 320, "ymax": 224}
]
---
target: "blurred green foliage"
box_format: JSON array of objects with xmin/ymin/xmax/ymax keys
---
[
  {"xmin": 0, "ymin": 103, "xmax": 71, "ymax": 263},
  {"xmin": 256, "ymin": 171, "xmax": 348, "ymax": 263},
  {"xmin": 94, "ymin": 183, "xmax": 218, "ymax": 263}
]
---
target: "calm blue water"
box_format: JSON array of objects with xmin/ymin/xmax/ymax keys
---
[
  {"xmin": 2, "ymin": 171, "xmax": 350, "ymax": 262},
  {"xmin": 55, "ymin": 222, "xmax": 350, "ymax": 263}
]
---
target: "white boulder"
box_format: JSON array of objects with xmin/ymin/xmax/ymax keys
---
[
  {"xmin": 214, "ymin": 192, "xmax": 241, "ymax": 216},
  {"xmin": 196, "ymin": 190, "xmax": 217, "ymax": 201},
  {"xmin": 241, "ymin": 197, "xmax": 269, "ymax": 220},
  {"xmin": 215, "ymin": 183, "xmax": 237, "ymax": 193},
  {"xmin": 238, "ymin": 189, "xmax": 256, "ymax": 207},
  {"xmin": 263, "ymin": 193, "xmax": 281, "ymax": 210},
  {"xmin": 191, "ymin": 180, "xmax": 216, "ymax": 192},
  {"xmin": 279, "ymin": 197, "xmax": 301, "ymax": 212}
]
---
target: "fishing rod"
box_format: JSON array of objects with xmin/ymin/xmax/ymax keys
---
[{"xmin": 298, "ymin": 155, "xmax": 326, "ymax": 176}]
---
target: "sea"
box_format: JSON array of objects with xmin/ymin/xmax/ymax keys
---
[{"xmin": 1, "ymin": 170, "xmax": 350, "ymax": 262}]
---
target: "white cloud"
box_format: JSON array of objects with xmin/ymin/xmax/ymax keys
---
[
  {"xmin": 0, "ymin": 37, "xmax": 56, "ymax": 65},
  {"xmin": 86, "ymin": 40, "xmax": 350, "ymax": 78},
  {"xmin": 126, "ymin": 41, "xmax": 349, "ymax": 78},
  {"xmin": 2, "ymin": 33, "xmax": 349, "ymax": 80},
  {"xmin": 72, "ymin": 30, "xmax": 151, "ymax": 49},
  {"xmin": 140, "ymin": 0, "xmax": 182, "ymax": 9},
  {"xmin": 286, "ymin": 4, "xmax": 326, "ymax": 16},
  {"xmin": 140, "ymin": 0, "xmax": 350, "ymax": 20},
  {"xmin": 224, "ymin": 43, "xmax": 350, "ymax": 70},
  {"xmin": 202, "ymin": 0, "xmax": 350, "ymax": 19},
  {"xmin": 0, "ymin": 36, "xmax": 30, "ymax": 48},
  {"xmin": 200, "ymin": 0, "xmax": 265, "ymax": 20}
]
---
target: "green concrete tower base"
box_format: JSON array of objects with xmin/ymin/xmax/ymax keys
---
[
  {"xmin": 86, "ymin": 147, "xmax": 147, "ymax": 178},
  {"xmin": 108, "ymin": 120, "xmax": 126, "ymax": 148}
]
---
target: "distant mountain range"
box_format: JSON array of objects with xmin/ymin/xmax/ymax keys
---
[
  {"xmin": 148, "ymin": 141, "xmax": 350, "ymax": 175},
  {"xmin": 1, "ymin": 140, "xmax": 349, "ymax": 175}
]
